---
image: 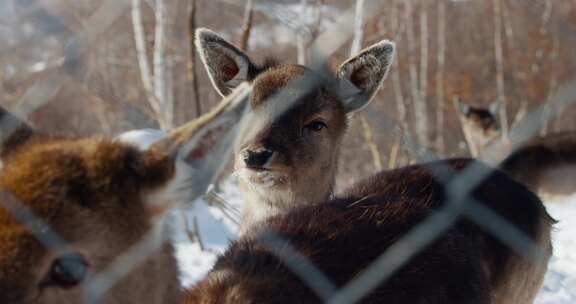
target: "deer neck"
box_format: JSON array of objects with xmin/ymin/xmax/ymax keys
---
[{"xmin": 239, "ymin": 174, "xmax": 335, "ymax": 233}]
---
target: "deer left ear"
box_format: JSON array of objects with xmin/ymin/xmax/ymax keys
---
[{"xmin": 337, "ymin": 40, "xmax": 395, "ymax": 113}]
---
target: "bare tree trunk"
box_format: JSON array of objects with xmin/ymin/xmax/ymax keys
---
[
  {"xmin": 492, "ymin": 0, "xmax": 508, "ymax": 136},
  {"xmin": 350, "ymin": 0, "xmax": 365, "ymax": 55},
  {"xmin": 501, "ymin": 0, "xmax": 515, "ymax": 50},
  {"xmin": 239, "ymin": 0, "xmax": 254, "ymax": 52},
  {"xmin": 131, "ymin": 0, "xmax": 161, "ymax": 117},
  {"xmin": 350, "ymin": 0, "xmax": 382, "ymax": 171},
  {"xmin": 405, "ymin": 1, "xmax": 423, "ymax": 145},
  {"xmin": 153, "ymin": 0, "xmax": 172, "ymax": 130},
  {"xmin": 435, "ymin": 0, "xmax": 446, "ymax": 155},
  {"xmin": 543, "ymin": 33, "xmax": 559, "ymax": 135},
  {"xmin": 297, "ymin": 0, "xmax": 309, "ymax": 65},
  {"xmin": 418, "ymin": 7, "xmax": 429, "ymax": 147},
  {"xmin": 188, "ymin": 0, "xmax": 201, "ymax": 117}
]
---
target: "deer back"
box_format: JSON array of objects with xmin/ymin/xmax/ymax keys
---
[{"xmin": 187, "ymin": 158, "xmax": 553, "ymax": 304}]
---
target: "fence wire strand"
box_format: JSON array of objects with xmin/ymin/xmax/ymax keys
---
[{"xmin": 1, "ymin": 0, "xmax": 575, "ymax": 303}]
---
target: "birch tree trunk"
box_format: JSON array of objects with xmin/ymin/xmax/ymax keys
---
[
  {"xmin": 435, "ymin": 0, "xmax": 446, "ymax": 155},
  {"xmin": 131, "ymin": 0, "xmax": 161, "ymax": 117},
  {"xmin": 350, "ymin": 0, "xmax": 365, "ymax": 55},
  {"xmin": 405, "ymin": 1, "xmax": 423, "ymax": 144},
  {"xmin": 297, "ymin": 0, "xmax": 309, "ymax": 65},
  {"xmin": 418, "ymin": 7, "xmax": 429, "ymax": 148},
  {"xmin": 240, "ymin": 0, "xmax": 254, "ymax": 52},
  {"xmin": 492, "ymin": 0, "xmax": 508, "ymax": 136},
  {"xmin": 153, "ymin": 0, "xmax": 172, "ymax": 130},
  {"xmin": 188, "ymin": 0, "xmax": 201, "ymax": 117}
]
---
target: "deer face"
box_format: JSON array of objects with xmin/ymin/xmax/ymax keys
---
[
  {"xmin": 0, "ymin": 85, "xmax": 250, "ymax": 303},
  {"xmin": 195, "ymin": 29, "xmax": 395, "ymax": 222},
  {"xmin": 454, "ymin": 99, "xmax": 501, "ymax": 157},
  {"xmin": 0, "ymin": 139, "xmax": 178, "ymax": 304},
  {"xmin": 234, "ymin": 66, "xmax": 348, "ymax": 207}
]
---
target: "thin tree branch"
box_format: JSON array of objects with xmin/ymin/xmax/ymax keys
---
[
  {"xmin": 188, "ymin": 0, "xmax": 201, "ymax": 117},
  {"xmin": 350, "ymin": 0, "xmax": 365, "ymax": 55},
  {"xmin": 435, "ymin": 0, "xmax": 446, "ymax": 155},
  {"xmin": 492, "ymin": 0, "xmax": 509, "ymax": 136},
  {"xmin": 418, "ymin": 7, "xmax": 429, "ymax": 147},
  {"xmin": 153, "ymin": 0, "xmax": 172, "ymax": 130},
  {"xmin": 131, "ymin": 0, "xmax": 161, "ymax": 117},
  {"xmin": 240, "ymin": 0, "xmax": 255, "ymax": 52}
]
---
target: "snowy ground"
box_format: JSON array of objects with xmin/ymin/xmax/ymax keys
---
[
  {"xmin": 173, "ymin": 180, "xmax": 576, "ymax": 303},
  {"xmin": 535, "ymin": 197, "xmax": 576, "ymax": 304}
]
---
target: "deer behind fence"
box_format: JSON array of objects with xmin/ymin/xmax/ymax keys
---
[
  {"xmin": 0, "ymin": 84, "xmax": 251, "ymax": 304},
  {"xmin": 195, "ymin": 28, "xmax": 395, "ymax": 232}
]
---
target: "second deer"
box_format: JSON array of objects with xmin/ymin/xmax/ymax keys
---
[{"xmin": 195, "ymin": 28, "xmax": 395, "ymax": 232}]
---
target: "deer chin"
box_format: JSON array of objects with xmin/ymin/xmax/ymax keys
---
[{"xmin": 237, "ymin": 168, "xmax": 288, "ymax": 188}]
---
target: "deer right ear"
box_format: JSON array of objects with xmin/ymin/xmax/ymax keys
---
[
  {"xmin": 196, "ymin": 28, "xmax": 257, "ymax": 96},
  {"xmin": 0, "ymin": 106, "xmax": 35, "ymax": 158},
  {"xmin": 337, "ymin": 40, "xmax": 395, "ymax": 113}
]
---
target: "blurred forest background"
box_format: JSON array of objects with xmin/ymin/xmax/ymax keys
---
[{"xmin": 1, "ymin": 0, "xmax": 576, "ymax": 189}]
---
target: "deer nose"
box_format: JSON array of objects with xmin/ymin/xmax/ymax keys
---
[{"xmin": 243, "ymin": 148, "xmax": 274, "ymax": 168}]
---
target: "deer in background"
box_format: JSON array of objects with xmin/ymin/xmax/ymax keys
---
[
  {"xmin": 187, "ymin": 157, "xmax": 553, "ymax": 303},
  {"xmin": 0, "ymin": 84, "xmax": 251, "ymax": 303},
  {"xmin": 453, "ymin": 98, "xmax": 576, "ymax": 199},
  {"xmin": 195, "ymin": 28, "xmax": 395, "ymax": 232},
  {"xmin": 453, "ymin": 97, "xmax": 501, "ymax": 157}
]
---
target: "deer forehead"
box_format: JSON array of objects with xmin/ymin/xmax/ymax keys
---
[
  {"xmin": 251, "ymin": 65, "xmax": 341, "ymax": 111},
  {"xmin": 244, "ymin": 65, "xmax": 345, "ymax": 137}
]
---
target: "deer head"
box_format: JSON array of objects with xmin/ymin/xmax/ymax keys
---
[
  {"xmin": 453, "ymin": 97, "xmax": 501, "ymax": 157},
  {"xmin": 195, "ymin": 29, "xmax": 395, "ymax": 230},
  {"xmin": 0, "ymin": 84, "xmax": 251, "ymax": 303}
]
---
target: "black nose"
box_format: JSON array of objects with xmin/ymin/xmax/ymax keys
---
[{"xmin": 243, "ymin": 149, "xmax": 274, "ymax": 168}]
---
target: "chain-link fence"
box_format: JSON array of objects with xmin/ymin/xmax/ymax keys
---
[{"xmin": 1, "ymin": 0, "xmax": 575, "ymax": 303}]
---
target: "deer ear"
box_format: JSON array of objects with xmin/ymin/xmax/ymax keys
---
[
  {"xmin": 0, "ymin": 106, "xmax": 35, "ymax": 159},
  {"xmin": 145, "ymin": 83, "xmax": 251, "ymax": 212},
  {"xmin": 337, "ymin": 40, "xmax": 395, "ymax": 113},
  {"xmin": 196, "ymin": 28, "xmax": 257, "ymax": 97}
]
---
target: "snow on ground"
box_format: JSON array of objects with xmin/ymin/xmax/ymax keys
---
[
  {"xmin": 174, "ymin": 181, "xmax": 576, "ymax": 302},
  {"xmin": 535, "ymin": 196, "xmax": 576, "ymax": 304}
]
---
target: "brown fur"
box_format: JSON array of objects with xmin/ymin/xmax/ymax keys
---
[
  {"xmin": 196, "ymin": 29, "xmax": 395, "ymax": 232},
  {"xmin": 0, "ymin": 85, "xmax": 250, "ymax": 303},
  {"xmin": 501, "ymin": 131, "xmax": 576, "ymax": 198},
  {"xmin": 0, "ymin": 136, "xmax": 181, "ymax": 304},
  {"xmin": 186, "ymin": 158, "xmax": 553, "ymax": 303}
]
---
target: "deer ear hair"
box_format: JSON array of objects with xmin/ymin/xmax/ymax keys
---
[
  {"xmin": 0, "ymin": 106, "xmax": 35, "ymax": 159},
  {"xmin": 144, "ymin": 84, "xmax": 252, "ymax": 214},
  {"xmin": 337, "ymin": 40, "xmax": 395, "ymax": 113},
  {"xmin": 196, "ymin": 28, "xmax": 257, "ymax": 96}
]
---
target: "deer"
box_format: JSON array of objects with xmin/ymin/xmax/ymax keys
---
[
  {"xmin": 0, "ymin": 83, "xmax": 252, "ymax": 304},
  {"xmin": 186, "ymin": 157, "xmax": 554, "ymax": 303},
  {"xmin": 453, "ymin": 97, "xmax": 501, "ymax": 158},
  {"xmin": 195, "ymin": 28, "xmax": 395, "ymax": 232},
  {"xmin": 453, "ymin": 98, "xmax": 576, "ymax": 200}
]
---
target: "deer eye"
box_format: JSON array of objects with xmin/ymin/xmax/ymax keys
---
[
  {"xmin": 304, "ymin": 120, "xmax": 327, "ymax": 132},
  {"xmin": 43, "ymin": 253, "xmax": 88, "ymax": 289}
]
